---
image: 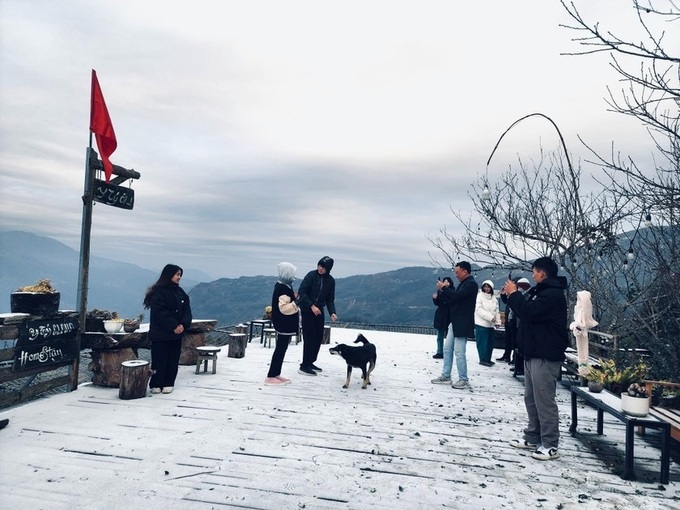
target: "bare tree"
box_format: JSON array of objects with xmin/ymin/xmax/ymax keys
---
[
  {"xmin": 430, "ymin": 1, "xmax": 680, "ymax": 380},
  {"xmin": 561, "ymin": 0, "xmax": 680, "ymax": 379}
]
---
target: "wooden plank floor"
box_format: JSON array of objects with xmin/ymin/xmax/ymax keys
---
[{"xmin": 0, "ymin": 329, "xmax": 678, "ymax": 509}]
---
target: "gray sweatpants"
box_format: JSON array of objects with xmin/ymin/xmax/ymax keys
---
[{"xmin": 522, "ymin": 358, "xmax": 562, "ymax": 449}]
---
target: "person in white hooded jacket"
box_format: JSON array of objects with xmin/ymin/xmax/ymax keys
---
[{"xmin": 475, "ymin": 279, "xmax": 500, "ymax": 366}]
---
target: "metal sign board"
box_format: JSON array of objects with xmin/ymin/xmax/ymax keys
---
[{"xmin": 93, "ymin": 179, "xmax": 135, "ymax": 210}]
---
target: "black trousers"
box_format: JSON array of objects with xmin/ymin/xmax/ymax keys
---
[
  {"xmin": 301, "ymin": 312, "xmax": 324, "ymax": 367},
  {"xmin": 150, "ymin": 339, "xmax": 182, "ymax": 388},
  {"xmin": 502, "ymin": 318, "xmax": 516, "ymax": 359},
  {"xmin": 267, "ymin": 334, "xmax": 292, "ymax": 377}
]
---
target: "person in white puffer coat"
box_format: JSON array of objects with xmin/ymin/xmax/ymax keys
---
[{"xmin": 475, "ymin": 279, "xmax": 500, "ymax": 366}]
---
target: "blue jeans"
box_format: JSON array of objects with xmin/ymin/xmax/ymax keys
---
[{"xmin": 442, "ymin": 328, "xmax": 468, "ymax": 381}]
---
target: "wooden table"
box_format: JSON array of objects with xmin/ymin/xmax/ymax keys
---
[{"xmin": 570, "ymin": 385, "xmax": 671, "ymax": 483}]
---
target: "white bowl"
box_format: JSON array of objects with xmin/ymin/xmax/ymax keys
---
[{"xmin": 103, "ymin": 320, "xmax": 123, "ymax": 333}]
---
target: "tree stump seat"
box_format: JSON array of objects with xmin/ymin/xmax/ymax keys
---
[
  {"xmin": 119, "ymin": 360, "xmax": 152, "ymax": 399},
  {"xmin": 228, "ymin": 333, "xmax": 247, "ymax": 358}
]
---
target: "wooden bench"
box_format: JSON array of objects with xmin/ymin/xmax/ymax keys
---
[
  {"xmin": 570, "ymin": 385, "xmax": 671, "ymax": 484},
  {"xmin": 640, "ymin": 380, "xmax": 680, "ymax": 443}
]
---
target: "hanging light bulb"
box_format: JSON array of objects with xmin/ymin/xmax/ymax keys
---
[
  {"xmin": 627, "ymin": 246, "xmax": 635, "ymax": 261},
  {"xmin": 597, "ymin": 251, "xmax": 603, "ymax": 261},
  {"xmin": 623, "ymin": 259, "xmax": 629, "ymax": 270},
  {"xmin": 645, "ymin": 213, "xmax": 652, "ymax": 228},
  {"xmin": 481, "ymin": 186, "xmax": 491, "ymax": 201}
]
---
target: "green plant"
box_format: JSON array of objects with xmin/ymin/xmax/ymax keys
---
[
  {"xmin": 584, "ymin": 358, "xmax": 649, "ymax": 394},
  {"xmin": 583, "ymin": 365, "xmax": 606, "ymax": 384}
]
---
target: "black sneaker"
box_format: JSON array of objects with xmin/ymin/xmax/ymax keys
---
[
  {"xmin": 298, "ymin": 366, "xmax": 317, "ymax": 376},
  {"xmin": 310, "ymin": 364, "xmax": 323, "ymax": 372},
  {"xmin": 479, "ymin": 360, "xmax": 494, "ymax": 367},
  {"xmin": 432, "ymin": 353, "xmax": 444, "ymax": 359},
  {"xmin": 496, "ymin": 356, "xmax": 510, "ymax": 362}
]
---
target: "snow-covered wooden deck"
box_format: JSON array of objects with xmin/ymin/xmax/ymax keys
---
[{"xmin": 1, "ymin": 329, "xmax": 678, "ymax": 509}]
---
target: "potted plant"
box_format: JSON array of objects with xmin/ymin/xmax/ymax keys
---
[
  {"xmin": 11, "ymin": 278, "xmax": 61, "ymax": 316},
  {"xmin": 583, "ymin": 365, "xmax": 606, "ymax": 393},
  {"xmin": 124, "ymin": 314, "xmax": 144, "ymax": 333},
  {"xmin": 589, "ymin": 358, "xmax": 649, "ymax": 395},
  {"xmin": 621, "ymin": 382, "xmax": 650, "ymax": 416}
]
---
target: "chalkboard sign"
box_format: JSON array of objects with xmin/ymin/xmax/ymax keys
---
[
  {"xmin": 14, "ymin": 318, "xmax": 80, "ymax": 371},
  {"xmin": 93, "ymin": 179, "xmax": 135, "ymax": 210}
]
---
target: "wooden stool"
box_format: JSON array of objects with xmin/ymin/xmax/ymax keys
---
[
  {"xmin": 195, "ymin": 346, "xmax": 221, "ymax": 374},
  {"xmin": 119, "ymin": 360, "xmax": 152, "ymax": 400},
  {"xmin": 263, "ymin": 328, "xmax": 277, "ymax": 348},
  {"xmin": 228, "ymin": 333, "xmax": 247, "ymax": 358}
]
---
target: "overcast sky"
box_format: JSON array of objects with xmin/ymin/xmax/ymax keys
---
[{"xmin": 0, "ymin": 0, "xmax": 660, "ymax": 280}]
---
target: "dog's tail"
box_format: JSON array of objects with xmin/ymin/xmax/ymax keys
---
[{"xmin": 354, "ymin": 334, "xmax": 369, "ymax": 345}]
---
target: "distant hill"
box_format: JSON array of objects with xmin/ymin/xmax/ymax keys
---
[
  {"xmin": 0, "ymin": 230, "xmax": 207, "ymax": 318},
  {"xmin": 1, "ymin": 230, "xmax": 519, "ymax": 328},
  {"xmin": 188, "ymin": 266, "xmax": 515, "ymax": 328}
]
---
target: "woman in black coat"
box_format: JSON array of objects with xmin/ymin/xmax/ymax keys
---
[
  {"xmin": 143, "ymin": 264, "xmax": 193, "ymax": 394},
  {"xmin": 432, "ymin": 277, "xmax": 453, "ymax": 359},
  {"xmin": 265, "ymin": 262, "xmax": 299, "ymax": 385}
]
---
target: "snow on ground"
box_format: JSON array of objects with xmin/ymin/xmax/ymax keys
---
[{"xmin": 0, "ymin": 328, "xmax": 677, "ymax": 509}]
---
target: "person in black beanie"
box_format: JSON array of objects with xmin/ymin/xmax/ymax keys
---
[
  {"xmin": 143, "ymin": 264, "xmax": 193, "ymax": 394},
  {"xmin": 296, "ymin": 256, "xmax": 337, "ymax": 375}
]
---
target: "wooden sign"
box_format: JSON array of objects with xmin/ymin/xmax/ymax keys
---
[
  {"xmin": 93, "ymin": 179, "xmax": 135, "ymax": 210},
  {"xmin": 14, "ymin": 318, "xmax": 80, "ymax": 371}
]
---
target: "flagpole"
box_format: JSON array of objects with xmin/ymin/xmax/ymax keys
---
[{"xmin": 71, "ymin": 133, "xmax": 95, "ymax": 391}]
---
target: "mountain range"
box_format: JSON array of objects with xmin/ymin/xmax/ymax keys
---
[{"xmin": 0, "ymin": 230, "xmax": 516, "ymax": 327}]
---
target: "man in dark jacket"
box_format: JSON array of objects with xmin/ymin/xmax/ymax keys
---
[
  {"xmin": 296, "ymin": 256, "xmax": 337, "ymax": 376},
  {"xmin": 431, "ymin": 261, "xmax": 478, "ymax": 389},
  {"xmin": 504, "ymin": 256, "xmax": 568, "ymax": 461}
]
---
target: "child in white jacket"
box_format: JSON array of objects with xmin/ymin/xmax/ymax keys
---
[{"xmin": 475, "ymin": 279, "xmax": 499, "ymax": 366}]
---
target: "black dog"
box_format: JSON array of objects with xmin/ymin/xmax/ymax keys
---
[{"xmin": 329, "ymin": 334, "xmax": 377, "ymax": 389}]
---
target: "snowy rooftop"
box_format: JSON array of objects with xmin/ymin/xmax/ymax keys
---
[{"xmin": 0, "ymin": 328, "xmax": 678, "ymax": 509}]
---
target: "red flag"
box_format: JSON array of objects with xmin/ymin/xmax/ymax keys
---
[{"xmin": 89, "ymin": 70, "xmax": 117, "ymax": 183}]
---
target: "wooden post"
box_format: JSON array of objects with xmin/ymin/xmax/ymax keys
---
[
  {"xmin": 228, "ymin": 333, "xmax": 247, "ymax": 358},
  {"xmin": 119, "ymin": 360, "xmax": 152, "ymax": 399},
  {"xmin": 235, "ymin": 324, "xmax": 248, "ymax": 335}
]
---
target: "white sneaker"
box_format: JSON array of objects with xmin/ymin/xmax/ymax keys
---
[
  {"xmin": 161, "ymin": 386, "xmax": 174, "ymax": 394},
  {"xmin": 509, "ymin": 439, "xmax": 538, "ymax": 450},
  {"xmin": 451, "ymin": 379, "xmax": 470, "ymax": 389},
  {"xmin": 431, "ymin": 375, "xmax": 451, "ymax": 384},
  {"xmin": 532, "ymin": 445, "xmax": 559, "ymax": 460},
  {"xmin": 151, "ymin": 387, "xmax": 161, "ymax": 394}
]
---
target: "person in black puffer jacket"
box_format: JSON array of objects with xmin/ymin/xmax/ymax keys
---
[
  {"xmin": 264, "ymin": 262, "xmax": 299, "ymax": 386},
  {"xmin": 504, "ymin": 256, "xmax": 568, "ymax": 462},
  {"xmin": 296, "ymin": 256, "xmax": 337, "ymax": 376},
  {"xmin": 143, "ymin": 264, "xmax": 193, "ymax": 395}
]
